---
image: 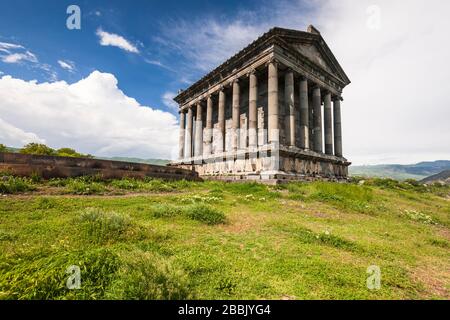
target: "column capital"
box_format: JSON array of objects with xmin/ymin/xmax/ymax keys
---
[
  {"xmin": 285, "ymin": 67, "xmax": 294, "ymax": 74},
  {"xmin": 299, "ymin": 75, "xmax": 308, "ymax": 82},
  {"xmin": 333, "ymin": 95, "xmax": 343, "ymax": 102},
  {"xmin": 247, "ymin": 68, "xmax": 257, "ymax": 77},
  {"xmin": 266, "ymin": 56, "xmax": 279, "ymax": 67},
  {"xmin": 232, "ymin": 77, "xmax": 240, "ymax": 84}
]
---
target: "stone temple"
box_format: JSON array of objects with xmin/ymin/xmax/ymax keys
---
[{"xmin": 171, "ymin": 26, "xmax": 351, "ymax": 183}]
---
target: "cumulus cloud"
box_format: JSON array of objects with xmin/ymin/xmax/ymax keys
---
[
  {"xmin": 157, "ymin": 0, "xmax": 450, "ymax": 164},
  {"xmin": 0, "ymin": 117, "xmax": 45, "ymax": 146},
  {"xmin": 96, "ymin": 28, "xmax": 139, "ymax": 53},
  {"xmin": 0, "ymin": 71, "xmax": 178, "ymax": 159},
  {"xmin": 57, "ymin": 60, "xmax": 75, "ymax": 72}
]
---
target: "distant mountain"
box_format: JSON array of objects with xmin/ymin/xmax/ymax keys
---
[
  {"xmin": 420, "ymin": 170, "xmax": 450, "ymax": 185},
  {"xmin": 350, "ymin": 160, "xmax": 450, "ymax": 180},
  {"xmin": 96, "ymin": 156, "xmax": 170, "ymax": 166}
]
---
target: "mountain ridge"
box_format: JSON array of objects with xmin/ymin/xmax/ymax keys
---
[{"xmin": 350, "ymin": 160, "xmax": 450, "ymax": 180}]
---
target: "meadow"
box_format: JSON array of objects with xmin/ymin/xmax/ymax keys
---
[{"xmin": 0, "ymin": 175, "xmax": 449, "ymax": 299}]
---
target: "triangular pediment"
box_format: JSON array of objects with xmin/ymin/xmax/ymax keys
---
[
  {"xmin": 292, "ymin": 42, "xmax": 334, "ymax": 74},
  {"xmin": 272, "ymin": 27, "xmax": 351, "ymax": 85}
]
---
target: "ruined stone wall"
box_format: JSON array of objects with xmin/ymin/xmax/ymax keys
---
[{"xmin": 0, "ymin": 152, "xmax": 199, "ymax": 181}]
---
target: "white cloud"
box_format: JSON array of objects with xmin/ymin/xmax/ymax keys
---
[
  {"xmin": 0, "ymin": 41, "xmax": 57, "ymax": 81},
  {"xmin": 96, "ymin": 28, "xmax": 139, "ymax": 53},
  {"xmin": 157, "ymin": 19, "xmax": 268, "ymax": 73},
  {"xmin": 157, "ymin": 0, "xmax": 450, "ymax": 165},
  {"xmin": 0, "ymin": 117, "xmax": 45, "ymax": 147},
  {"xmin": 0, "ymin": 42, "xmax": 24, "ymax": 52},
  {"xmin": 0, "ymin": 71, "xmax": 178, "ymax": 159},
  {"xmin": 162, "ymin": 91, "xmax": 178, "ymax": 112},
  {"xmin": 57, "ymin": 60, "xmax": 75, "ymax": 72},
  {"xmin": 0, "ymin": 42, "xmax": 36, "ymax": 64}
]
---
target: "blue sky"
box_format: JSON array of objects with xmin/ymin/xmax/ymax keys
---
[
  {"xmin": 0, "ymin": 0, "xmax": 245, "ymax": 113},
  {"xmin": 1, "ymin": 0, "xmax": 449, "ymax": 164}
]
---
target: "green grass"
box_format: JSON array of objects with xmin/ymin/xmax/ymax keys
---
[{"xmin": 0, "ymin": 178, "xmax": 449, "ymax": 300}]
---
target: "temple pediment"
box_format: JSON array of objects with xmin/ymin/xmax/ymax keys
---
[
  {"xmin": 292, "ymin": 42, "xmax": 334, "ymax": 73},
  {"xmin": 273, "ymin": 27, "xmax": 350, "ymax": 86}
]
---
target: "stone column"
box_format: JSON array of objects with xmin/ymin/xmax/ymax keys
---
[
  {"xmin": 309, "ymin": 95, "xmax": 314, "ymax": 150},
  {"xmin": 232, "ymin": 79, "xmax": 240, "ymax": 151},
  {"xmin": 268, "ymin": 59, "xmax": 279, "ymax": 143},
  {"xmin": 299, "ymin": 78, "xmax": 309, "ymax": 150},
  {"xmin": 204, "ymin": 95, "xmax": 213, "ymax": 156},
  {"xmin": 194, "ymin": 102, "xmax": 203, "ymax": 156},
  {"xmin": 285, "ymin": 70, "xmax": 295, "ymax": 147},
  {"xmin": 324, "ymin": 91, "xmax": 333, "ymax": 155},
  {"xmin": 178, "ymin": 110, "xmax": 185, "ymax": 159},
  {"xmin": 248, "ymin": 70, "xmax": 258, "ymax": 148},
  {"xmin": 333, "ymin": 97, "xmax": 343, "ymax": 157},
  {"xmin": 312, "ymin": 87, "xmax": 323, "ymax": 153},
  {"xmin": 217, "ymin": 88, "xmax": 226, "ymax": 153},
  {"xmin": 186, "ymin": 107, "xmax": 193, "ymax": 158}
]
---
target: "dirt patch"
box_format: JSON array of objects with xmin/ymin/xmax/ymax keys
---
[
  {"xmin": 220, "ymin": 210, "xmax": 261, "ymax": 234},
  {"xmin": 410, "ymin": 260, "xmax": 450, "ymax": 299}
]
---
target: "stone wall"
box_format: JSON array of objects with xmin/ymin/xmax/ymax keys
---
[{"xmin": 0, "ymin": 152, "xmax": 199, "ymax": 181}]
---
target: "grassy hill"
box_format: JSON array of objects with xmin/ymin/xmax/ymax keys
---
[
  {"xmin": 0, "ymin": 176, "xmax": 449, "ymax": 299},
  {"xmin": 350, "ymin": 160, "xmax": 450, "ymax": 180},
  {"xmin": 421, "ymin": 170, "xmax": 450, "ymax": 185}
]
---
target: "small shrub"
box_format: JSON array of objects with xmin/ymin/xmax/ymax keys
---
[
  {"xmin": 78, "ymin": 208, "xmax": 132, "ymax": 243},
  {"xmin": 142, "ymin": 178, "xmax": 174, "ymax": 192},
  {"xmin": 34, "ymin": 197, "xmax": 57, "ymax": 209},
  {"xmin": 108, "ymin": 252, "xmax": 192, "ymax": 300},
  {"xmin": 183, "ymin": 204, "xmax": 226, "ymax": 225},
  {"xmin": 403, "ymin": 209, "xmax": 437, "ymax": 225},
  {"xmin": 110, "ymin": 178, "xmax": 142, "ymax": 190},
  {"xmin": 150, "ymin": 204, "xmax": 182, "ymax": 218},
  {"xmin": 0, "ymin": 229, "xmax": 17, "ymax": 241},
  {"xmin": 428, "ymin": 238, "xmax": 449, "ymax": 248},
  {"xmin": 288, "ymin": 226, "xmax": 360, "ymax": 252},
  {"xmin": 150, "ymin": 203, "xmax": 226, "ymax": 225},
  {"xmin": 180, "ymin": 194, "xmax": 223, "ymax": 204},
  {"xmin": 30, "ymin": 172, "xmax": 42, "ymax": 183},
  {"xmin": 47, "ymin": 178, "xmax": 69, "ymax": 187},
  {"xmin": 65, "ymin": 179, "xmax": 106, "ymax": 195},
  {"xmin": 0, "ymin": 176, "xmax": 36, "ymax": 194},
  {"xmin": 0, "ymin": 249, "xmax": 119, "ymax": 299},
  {"xmin": 215, "ymin": 276, "xmax": 237, "ymax": 295}
]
